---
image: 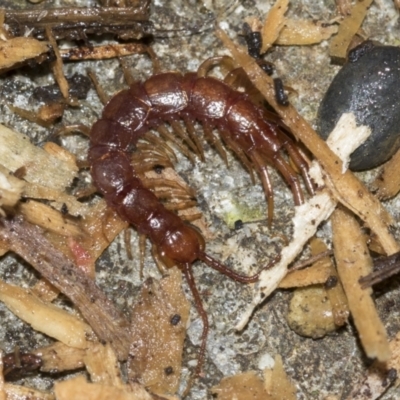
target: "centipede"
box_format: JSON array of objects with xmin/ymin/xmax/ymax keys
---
[{"xmin": 88, "ymin": 67, "xmax": 315, "ymax": 378}]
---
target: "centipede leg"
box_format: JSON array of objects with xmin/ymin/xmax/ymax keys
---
[
  {"xmin": 277, "ymin": 130, "xmax": 315, "ymax": 195},
  {"xmin": 250, "ymin": 151, "xmax": 274, "ymax": 226},
  {"xmin": 220, "ymin": 129, "xmax": 256, "ymax": 184},
  {"xmin": 272, "ymin": 154, "xmax": 304, "ymax": 206},
  {"xmin": 203, "ymin": 123, "xmax": 229, "ymax": 167}
]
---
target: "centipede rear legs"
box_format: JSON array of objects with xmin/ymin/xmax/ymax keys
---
[{"xmin": 179, "ymin": 252, "xmax": 278, "ymax": 383}]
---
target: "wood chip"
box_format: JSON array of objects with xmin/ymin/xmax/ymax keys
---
[
  {"xmin": 0, "ymin": 124, "xmax": 77, "ymax": 191},
  {"xmin": 276, "ymin": 19, "xmax": 338, "ymax": 46},
  {"xmin": 371, "ymin": 149, "xmax": 400, "ymax": 200},
  {"xmin": 19, "ymin": 200, "xmax": 82, "ymax": 237},
  {"xmin": 0, "ymin": 37, "xmax": 49, "ymax": 70},
  {"xmin": 279, "ymin": 238, "xmax": 332, "ymax": 288},
  {"xmin": 261, "ymin": 0, "xmax": 289, "ymax": 53},
  {"xmin": 84, "ymin": 343, "xmax": 123, "ymax": 388},
  {"xmin": 329, "ymin": 0, "xmax": 374, "ymax": 62},
  {"xmin": 211, "ymin": 371, "xmax": 270, "ymax": 400},
  {"xmin": 0, "ymin": 280, "xmax": 93, "ymax": 349},
  {"xmin": 34, "ymin": 342, "xmax": 85, "ymax": 373},
  {"xmin": 4, "ymin": 383, "xmax": 54, "ymax": 400},
  {"xmin": 332, "ymin": 207, "xmax": 389, "ymax": 361},
  {"xmin": 54, "ymin": 375, "xmax": 153, "ymax": 400},
  {"xmin": 0, "ymin": 164, "xmax": 24, "ymax": 209},
  {"xmin": 264, "ymin": 355, "xmax": 297, "ymax": 399}
]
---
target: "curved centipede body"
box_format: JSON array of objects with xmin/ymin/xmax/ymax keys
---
[{"xmin": 88, "ymin": 71, "xmax": 314, "ymax": 378}]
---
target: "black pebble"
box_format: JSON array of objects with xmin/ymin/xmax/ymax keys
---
[{"xmin": 318, "ymin": 43, "xmax": 400, "ymax": 171}]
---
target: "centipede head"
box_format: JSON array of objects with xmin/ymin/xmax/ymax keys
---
[{"xmin": 157, "ymin": 224, "xmax": 205, "ymax": 267}]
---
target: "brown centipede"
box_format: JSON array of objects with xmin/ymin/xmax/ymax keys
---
[{"xmin": 88, "ymin": 69, "xmax": 314, "ymax": 378}]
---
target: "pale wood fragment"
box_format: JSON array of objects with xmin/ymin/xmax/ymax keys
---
[
  {"xmin": 329, "ymin": 0, "xmax": 374, "ymax": 61},
  {"xmin": 332, "ymin": 208, "xmax": 389, "ymax": 361},
  {"xmin": 0, "ymin": 280, "xmax": 93, "ymax": 349}
]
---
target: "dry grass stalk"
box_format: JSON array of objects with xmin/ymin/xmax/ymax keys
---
[
  {"xmin": 0, "ymin": 216, "xmax": 131, "ymax": 360},
  {"xmin": 260, "ymin": 0, "xmax": 289, "ymax": 53},
  {"xmin": 0, "ymin": 124, "xmax": 77, "ymax": 191},
  {"xmin": 0, "ymin": 279, "xmax": 93, "ymax": 349},
  {"xmin": 45, "ymin": 27, "xmax": 70, "ymax": 101},
  {"xmin": 329, "ymin": 0, "xmax": 374, "ymax": 62},
  {"xmin": 332, "ymin": 207, "xmax": 389, "ymax": 361},
  {"xmin": 60, "ymin": 42, "xmax": 148, "ymax": 61},
  {"xmin": 19, "ymin": 200, "xmax": 82, "ymax": 237},
  {"xmin": 276, "ymin": 19, "xmax": 338, "ymax": 46}
]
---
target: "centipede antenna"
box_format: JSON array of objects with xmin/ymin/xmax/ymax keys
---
[
  {"xmin": 199, "ymin": 252, "xmax": 279, "ymax": 284},
  {"xmin": 182, "ymin": 263, "xmax": 209, "ymax": 379}
]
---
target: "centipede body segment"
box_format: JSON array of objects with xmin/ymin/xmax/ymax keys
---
[{"xmin": 88, "ymin": 71, "xmax": 313, "ymax": 377}]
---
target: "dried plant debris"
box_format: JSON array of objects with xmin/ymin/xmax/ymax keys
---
[
  {"xmin": 127, "ymin": 267, "xmax": 190, "ymax": 396},
  {"xmin": 0, "ymin": 124, "xmax": 77, "ymax": 191},
  {"xmin": 249, "ymin": 0, "xmax": 337, "ymax": 53},
  {"xmin": 372, "ymin": 150, "xmax": 400, "ymax": 200},
  {"xmin": 0, "ymin": 1, "xmax": 399, "ymax": 399},
  {"xmin": 329, "ymin": 0, "xmax": 374, "ymax": 63},
  {"xmin": 3, "ymin": 5, "xmax": 152, "ymax": 41},
  {"xmin": 0, "ymin": 216, "xmax": 131, "ymax": 361},
  {"xmin": 0, "ymin": 37, "xmax": 50, "ymax": 71},
  {"xmin": 211, "ymin": 355, "xmax": 297, "ymax": 400}
]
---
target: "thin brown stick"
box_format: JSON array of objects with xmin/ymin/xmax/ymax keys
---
[
  {"xmin": 4, "ymin": 6, "xmax": 152, "ymax": 40},
  {"xmin": 290, "ymin": 250, "xmax": 333, "ymax": 271}
]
